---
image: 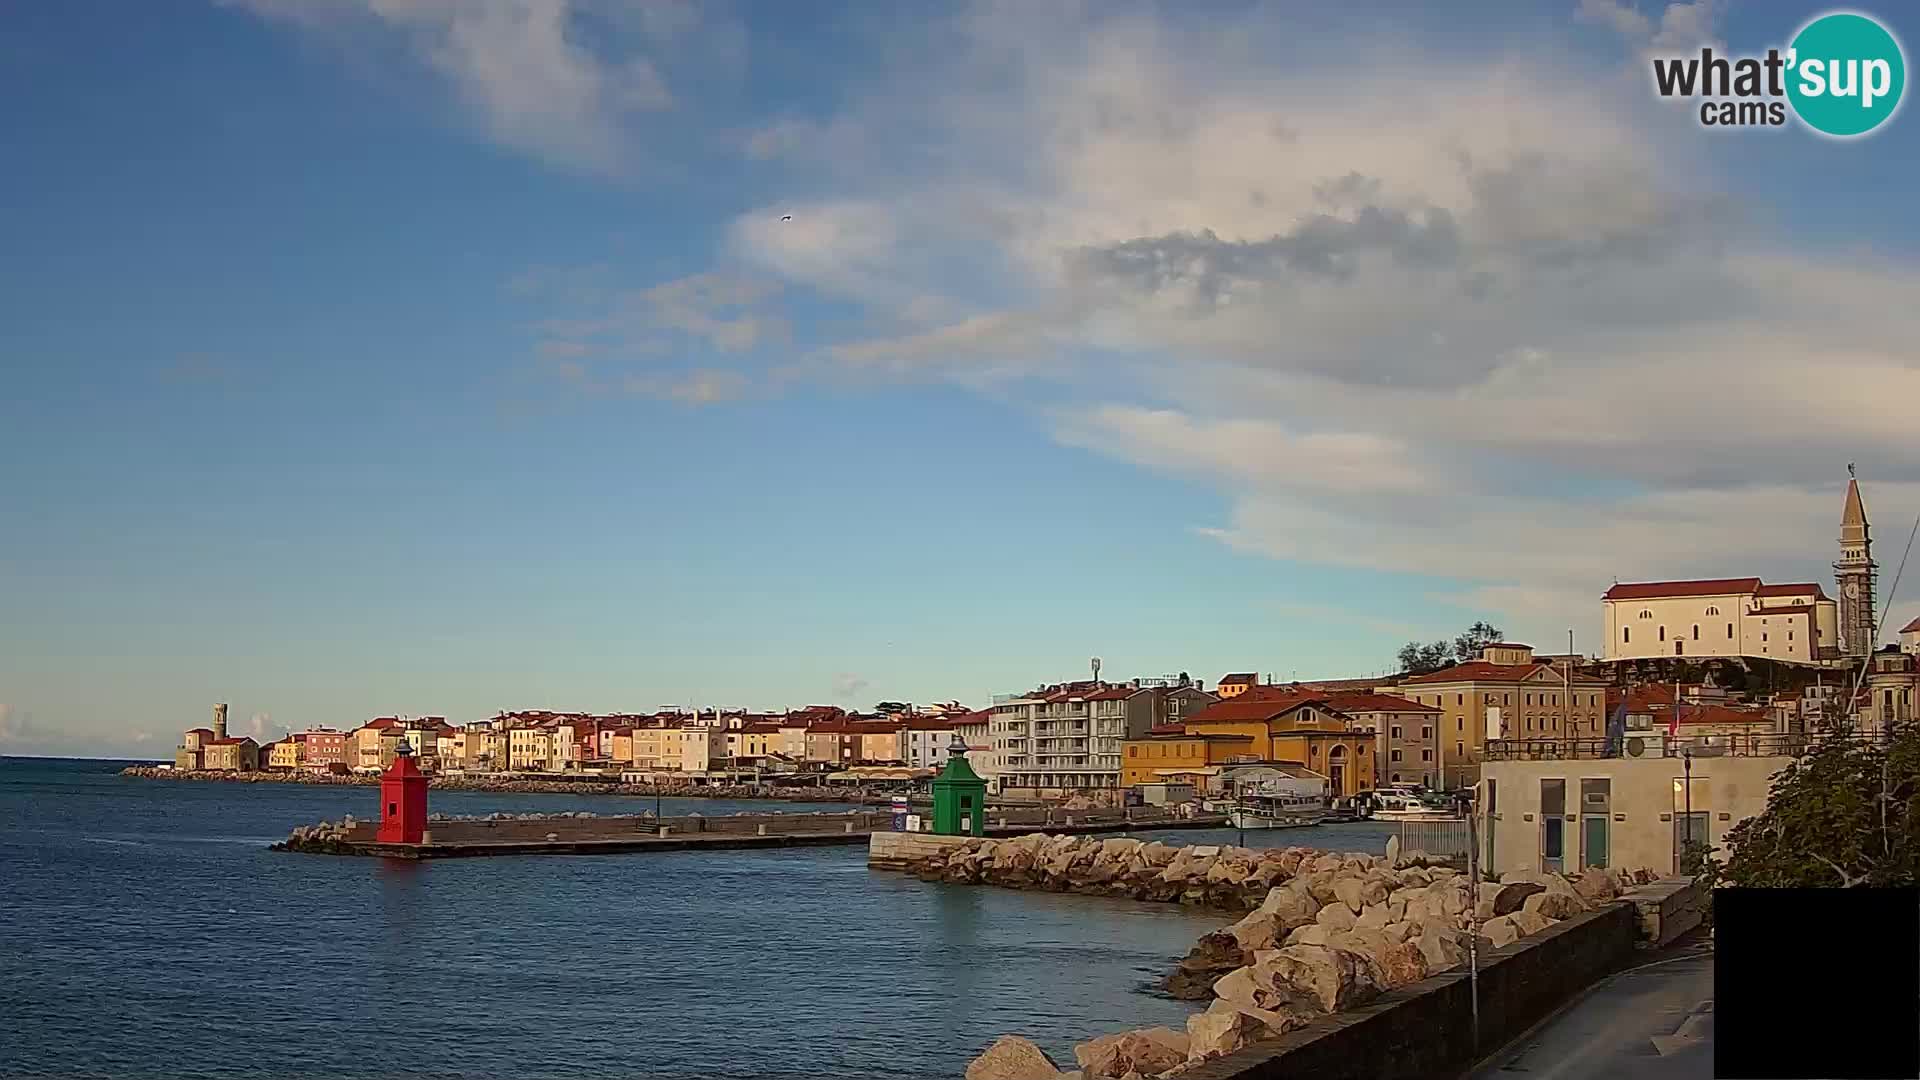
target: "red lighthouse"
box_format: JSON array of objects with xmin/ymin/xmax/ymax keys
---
[{"xmin": 375, "ymin": 742, "xmax": 428, "ymax": 845}]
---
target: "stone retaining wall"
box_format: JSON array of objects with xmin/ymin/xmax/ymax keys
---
[
  {"xmin": 1619, "ymin": 877, "xmax": 1706, "ymax": 946},
  {"xmin": 869, "ymin": 831, "xmax": 975, "ymax": 870},
  {"xmin": 1180, "ymin": 901, "xmax": 1641, "ymax": 1080}
]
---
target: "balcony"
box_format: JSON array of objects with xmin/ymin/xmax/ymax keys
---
[{"xmin": 1482, "ymin": 732, "xmax": 1826, "ymax": 761}]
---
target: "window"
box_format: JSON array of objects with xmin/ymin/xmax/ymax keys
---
[
  {"xmin": 1762, "ymin": 632, "xmax": 1769, "ymax": 642},
  {"xmin": 1421, "ymin": 726, "xmax": 1433, "ymax": 739},
  {"xmin": 1127, "ymin": 746, "xmax": 1136, "ymax": 758},
  {"xmin": 1390, "ymin": 725, "xmax": 1402, "ymax": 739},
  {"xmin": 1526, "ymin": 693, "xmax": 1534, "ymax": 706},
  {"xmin": 1391, "ymin": 749, "xmax": 1402, "ymax": 762},
  {"xmin": 1692, "ymin": 624, "xmax": 1699, "ymax": 640},
  {"xmin": 1639, "ymin": 609, "xmax": 1653, "ymax": 619},
  {"xmin": 1706, "ymin": 606, "xmax": 1720, "ymax": 616},
  {"xmin": 1727, "ymin": 623, "xmax": 1734, "ymax": 639},
  {"xmin": 1421, "ymin": 749, "xmax": 1433, "ymax": 761},
  {"xmin": 1623, "ymin": 627, "xmax": 1631, "ymax": 643},
  {"xmin": 1658, "ymin": 626, "xmax": 1666, "ymax": 641},
  {"xmin": 1788, "ymin": 630, "xmax": 1794, "ymax": 641},
  {"xmin": 1455, "ymin": 741, "xmax": 1464, "ymax": 758},
  {"xmin": 1457, "ymin": 694, "xmax": 1463, "ymax": 705}
]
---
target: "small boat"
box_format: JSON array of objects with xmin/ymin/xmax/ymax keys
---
[
  {"xmin": 1367, "ymin": 788, "xmax": 1462, "ymax": 822},
  {"xmin": 1226, "ymin": 791, "xmax": 1327, "ymax": 830}
]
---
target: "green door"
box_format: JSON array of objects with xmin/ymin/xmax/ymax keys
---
[{"xmin": 1582, "ymin": 815, "xmax": 1609, "ymax": 869}]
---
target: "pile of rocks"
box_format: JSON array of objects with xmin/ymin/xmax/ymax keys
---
[
  {"xmin": 903, "ymin": 834, "xmax": 1448, "ymax": 913},
  {"xmin": 961, "ymin": 839, "xmax": 1661, "ymax": 1079},
  {"xmin": 271, "ymin": 817, "xmax": 358, "ymax": 853}
]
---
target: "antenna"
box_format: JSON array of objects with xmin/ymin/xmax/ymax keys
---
[{"xmin": 1090, "ymin": 657, "xmax": 1102, "ymax": 684}]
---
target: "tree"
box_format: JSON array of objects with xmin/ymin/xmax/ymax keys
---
[
  {"xmin": 1707, "ymin": 717, "xmax": 1920, "ymax": 888},
  {"xmin": 1395, "ymin": 620, "xmax": 1506, "ymax": 676}
]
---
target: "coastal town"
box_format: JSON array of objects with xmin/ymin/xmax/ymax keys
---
[{"xmin": 142, "ymin": 475, "xmax": 1920, "ymax": 880}]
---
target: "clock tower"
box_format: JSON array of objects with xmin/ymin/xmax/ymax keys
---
[{"xmin": 1835, "ymin": 467, "xmax": 1877, "ymax": 658}]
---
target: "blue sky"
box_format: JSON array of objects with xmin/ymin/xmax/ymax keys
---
[{"xmin": 4, "ymin": 0, "xmax": 1918, "ymax": 755}]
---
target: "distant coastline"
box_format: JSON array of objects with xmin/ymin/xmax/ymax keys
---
[{"xmin": 117, "ymin": 765, "xmax": 883, "ymax": 802}]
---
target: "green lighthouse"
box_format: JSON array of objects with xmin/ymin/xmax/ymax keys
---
[{"xmin": 929, "ymin": 732, "xmax": 987, "ymax": 836}]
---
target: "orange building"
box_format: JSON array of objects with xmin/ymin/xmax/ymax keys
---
[
  {"xmin": 1175, "ymin": 694, "xmax": 1377, "ymax": 798},
  {"xmin": 1121, "ymin": 725, "xmax": 1257, "ymax": 787},
  {"xmin": 1215, "ymin": 673, "xmax": 1259, "ymax": 699}
]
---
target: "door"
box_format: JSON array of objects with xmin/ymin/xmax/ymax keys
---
[
  {"xmin": 1581, "ymin": 778, "xmax": 1611, "ymax": 870},
  {"xmin": 1673, "ymin": 812, "xmax": 1709, "ymax": 874},
  {"xmin": 1540, "ymin": 778, "xmax": 1566, "ymax": 873},
  {"xmin": 1582, "ymin": 816, "xmax": 1609, "ymax": 869}
]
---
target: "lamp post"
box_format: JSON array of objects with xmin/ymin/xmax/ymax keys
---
[{"xmin": 1682, "ymin": 746, "xmax": 1694, "ymax": 873}]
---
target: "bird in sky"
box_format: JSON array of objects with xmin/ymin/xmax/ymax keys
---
[{"xmin": 781, "ymin": 214, "xmax": 793, "ymax": 222}]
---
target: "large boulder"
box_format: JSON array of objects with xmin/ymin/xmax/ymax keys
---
[
  {"xmin": 1332, "ymin": 877, "xmax": 1366, "ymax": 915},
  {"xmin": 1385, "ymin": 835, "xmax": 1401, "ymax": 867},
  {"xmin": 1258, "ymin": 882, "xmax": 1322, "ymax": 930},
  {"xmin": 1100, "ymin": 837, "xmax": 1144, "ymax": 861},
  {"xmin": 1415, "ymin": 928, "xmax": 1464, "ymax": 972},
  {"xmin": 1487, "ymin": 882, "xmax": 1546, "ymax": 915},
  {"xmin": 1137, "ymin": 840, "xmax": 1178, "ymax": 867},
  {"xmin": 1574, "ymin": 868, "xmax": 1619, "ymax": 902},
  {"xmin": 1212, "ymin": 967, "xmax": 1314, "ymax": 1034},
  {"xmin": 1510, "ymin": 909, "xmax": 1552, "ymax": 937},
  {"xmin": 1358, "ymin": 873, "xmax": 1395, "ymax": 906},
  {"xmin": 1482, "ymin": 915, "xmax": 1521, "ymax": 948},
  {"xmin": 1227, "ymin": 910, "xmax": 1285, "ymax": 953},
  {"xmin": 966, "ymin": 1035, "xmax": 1065, "ymax": 1080},
  {"xmin": 1285, "ymin": 923, "xmax": 1332, "ymax": 947},
  {"xmin": 1186, "ymin": 999, "xmax": 1275, "ymax": 1061},
  {"xmin": 1074, "ymin": 1027, "xmax": 1190, "ymax": 1079},
  {"xmin": 1309, "ymin": 853, "xmax": 1345, "ymax": 873},
  {"xmin": 1252, "ymin": 943, "xmax": 1381, "ymax": 1014},
  {"xmin": 1381, "ymin": 920, "xmax": 1414, "ymax": 944},
  {"xmin": 1522, "ymin": 890, "xmax": 1584, "ymax": 921},
  {"xmin": 1162, "ymin": 931, "xmax": 1247, "ymax": 1000},
  {"xmin": 1304, "ymin": 870, "xmax": 1344, "ymax": 906},
  {"xmin": 1314, "ymin": 902, "xmax": 1358, "ymax": 932},
  {"xmin": 1354, "ymin": 903, "xmax": 1394, "ymax": 931}
]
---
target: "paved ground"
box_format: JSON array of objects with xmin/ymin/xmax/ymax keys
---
[{"xmin": 1468, "ymin": 941, "xmax": 1715, "ymax": 1079}]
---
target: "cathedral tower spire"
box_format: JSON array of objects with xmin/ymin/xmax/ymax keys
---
[{"xmin": 1836, "ymin": 466, "xmax": 1878, "ymax": 657}]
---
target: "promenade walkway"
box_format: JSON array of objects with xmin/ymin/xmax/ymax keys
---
[{"xmin": 1468, "ymin": 939, "xmax": 1713, "ymax": 1080}]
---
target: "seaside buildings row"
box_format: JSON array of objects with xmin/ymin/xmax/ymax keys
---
[{"xmin": 170, "ymin": 475, "xmax": 1920, "ymax": 877}]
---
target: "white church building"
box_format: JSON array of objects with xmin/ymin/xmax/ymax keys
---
[
  {"xmin": 1601, "ymin": 475, "xmax": 1879, "ymax": 667},
  {"xmin": 1602, "ymin": 577, "xmax": 1838, "ymax": 664}
]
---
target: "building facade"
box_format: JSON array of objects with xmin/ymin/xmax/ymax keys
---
[
  {"xmin": 1602, "ymin": 578, "xmax": 1838, "ymax": 664},
  {"xmin": 988, "ymin": 682, "xmax": 1136, "ymax": 800},
  {"xmin": 1478, "ymin": 740, "xmax": 1793, "ymax": 878},
  {"xmin": 1177, "ymin": 695, "xmax": 1377, "ymax": 799},
  {"xmin": 1859, "ymin": 646, "xmax": 1918, "ymax": 737},
  {"xmin": 1902, "ymin": 616, "xmax": 1920, "ymax": 656},
  {"xmin": 296, "ymin": 729, "xmax": 347, "ymax": 771},
  {"xmin": 1216, "ymin": 674, "xmax": 1258, "ymax": 699},
  {"xmin": 202, "ymin": 736, "xmax": 260, "ymax": 772},
  {"xmin": 1385, "ymin": 644, "xmax": 1609, "ymax": 791},
  {"xmin": 1323, "ymin": 692, "xmax": 1442, "ymax": 789}
]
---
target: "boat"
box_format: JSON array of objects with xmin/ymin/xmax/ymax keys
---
[
  {"xmin": 1226, "ymin": 790, "xmax": 1327, "ymax": 830},
  {"xmin": 1366, "ymin": 788, "xmax": 1463, "ymax": 822}
]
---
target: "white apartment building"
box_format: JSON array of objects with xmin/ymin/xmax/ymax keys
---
[
  {"xmin": 1602, "ymin": 578, "xmax": 1839, "ymax": 664},
  {"xmin": 989, "ymin": 683, "xmax": 1132, "ymax": 799}
]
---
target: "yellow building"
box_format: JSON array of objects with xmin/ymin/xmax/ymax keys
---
[
  {"xmin": 266, "ymin": 739, "xmax": 300, "ymax": 771},
  {"xmin": 1216, "ymin": 673, "xmax": 1259, "ymax": 699},
  {"xmin": 1385, "ymin": 643, "xmax": 1609, "ymax": 790},
  {"xmin": 1174, "ymin": 693, "xmax": 1378, "ymax": 798},
  {"xmin": 350, "ymin": 721, "xmax": 407, "ymax": 773},
  {"xmin": 1121, "ymin": 730, "xmax": 1257, "ymax": 787}
]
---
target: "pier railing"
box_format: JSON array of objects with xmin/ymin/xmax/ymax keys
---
[{"xmin": 1483, "ymin": 732, "xmax": 1816, "ymax": 761}]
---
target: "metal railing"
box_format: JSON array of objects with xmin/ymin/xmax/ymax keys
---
[{"xmin": 1482, "ymin": 732, "xmax": 1813, "ymax": 761}]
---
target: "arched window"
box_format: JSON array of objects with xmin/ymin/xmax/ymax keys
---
[
  {"xmin": 1727, "ymin": 623, "xmax": 1734, "ymax": 639},
  {"xmin": 1623, "ymin": 627, "xmax": 1631, "ymax": 643},
  {"xmin": 1692, "ymin": 624, "xmax": 1700, "ymax": 640},
  {"xmin": 1706, "ymin": 606, "xmax": 1720, "ymax": 616},
  {"xmin": 1639, "ymin": 609, "xmax": 1653, "ymax": 619},
  {"xmin": 1659, "ymin": 626, "xmax": 1666, "ymax": 641}
]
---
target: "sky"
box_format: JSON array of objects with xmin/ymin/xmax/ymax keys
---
[{"xmin": 4, "ymin": 0, "xmax": 1919, "ymax": 757}]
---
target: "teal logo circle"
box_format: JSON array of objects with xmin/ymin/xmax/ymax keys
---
[{"xmin": 1787, "ymin": 12, "xmax": 1906, "ymax": 137}]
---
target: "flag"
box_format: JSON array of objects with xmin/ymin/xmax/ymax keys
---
[
  {"xmin": 1604, "ymin": 699, "xmax": 1628, "ymax": 757},
  {"xmin": 1669, "ymin": 699, "xmax": 1682, "ymax": 740}
]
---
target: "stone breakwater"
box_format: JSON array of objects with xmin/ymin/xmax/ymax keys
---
[
  {"xmin": 895, "ymin": 834, "xmax": 1663, "ymax": 1080},
  {"xmin": 117, "ymin": 766, "xmax": 878, "ymax": 802}
]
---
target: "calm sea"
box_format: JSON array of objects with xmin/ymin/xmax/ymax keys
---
[{"xmin": 0, "ymin": 757, "xmax": 1394, "ymax": 1079}]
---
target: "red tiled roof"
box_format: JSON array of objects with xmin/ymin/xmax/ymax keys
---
[
  {"xmin": 1186, "ymin": 695, "xmax": 1328, "ymax": 723},
  {"xmin": 1902, "ymin": 617, "xmax": 1920, "ymax": 634},
  {"xmin": 741, "ymin": 722, "xmax": 783, "ymax": 734},
  {"xmin": 1756, "ymin": 583, "xmax": 1829, "ymax": 600},
  {"xmin": 206, "ymin": 737, "xmax": 256, "ymax": 746},
  {"xmin": 1084, "ymin": 688, "xmax": 1135, "ymax": 701},
  {"xmin": 1603, "ymin": 578, "xmax": 1762, "ymax": 600},
  {"xmin": 360, "ymin": 717, "xmax": 402, "ymax": 730},
  {"xmin": 902, "ymin": 716, "xmax": 959, "ymax": 731},
  {"xmin": 1322, "ymin": 692, "xmax": 1440, "ymax": 714},
  {"xmin": 1397, "ymin": 661, "xmax": 1549, "ymax": 685},
  {"xmin": 1487, "ymin": 642, "xmax": 1533, "ymax": 650},
  {"xmin": 1146, "ymin": 722, "xmax": 1187, "ymax": 736},
  {"xmin": 186, "ymin": 728, "xmax": 214, "ymax": 738}
]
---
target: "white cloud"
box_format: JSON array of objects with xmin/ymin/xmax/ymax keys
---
[
  {"xmin": 221, "ymin": 0, "xmax": 703, "ymax": 173},
  {"xmin": 623, "ymin": 369, "xmax": 750, "ymax": 406},
  {"xmin": 695, "ymin": 5, "xmax": 1920, "ymax": 641}
]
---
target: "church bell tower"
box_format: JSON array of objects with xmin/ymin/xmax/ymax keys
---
[{"xmin": 1835, "ymin": 466, "xmax": 1878, "ymax": 657}]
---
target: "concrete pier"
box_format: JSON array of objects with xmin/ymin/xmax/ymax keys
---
[{"xmin": 275, "ymin": 808, "xmax": 1231, "ymax": 859}]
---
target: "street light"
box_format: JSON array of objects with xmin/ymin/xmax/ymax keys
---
[{"xmin": 1681, "ymin": 746, "xmax": 1694, "ymax": 873}]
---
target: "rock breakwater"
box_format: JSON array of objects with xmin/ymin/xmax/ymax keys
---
[{"xmin": 940, "ymin": 834, "xmax": 1663, "ymax": 1079}]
